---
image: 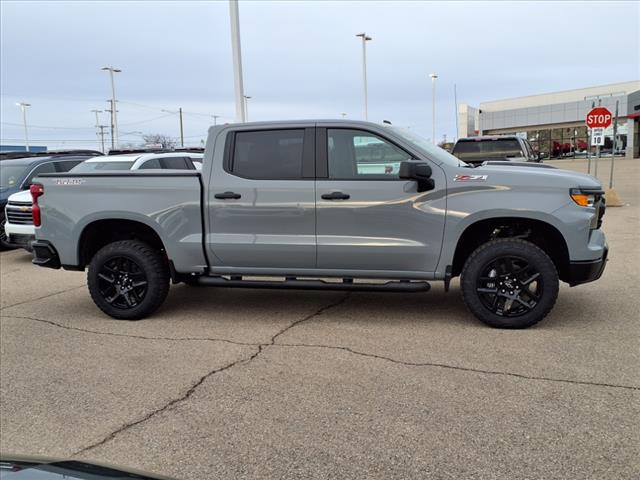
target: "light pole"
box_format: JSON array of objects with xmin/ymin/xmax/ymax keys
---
[
  {"xmin": 243, "ymin": 96, "xmax": 251, "ymax": 121},
  {"xmin": 16, "ymin": 102, "xmax": 31, "ymax": 151},
  {"xmin": 91, "ymin": 109, "xmax": 103, "ymax": 152},
  {"xmin": 429, "ymin": 73, "xmax": 438, "ymax": 144},
  {"xmin": 162, "ymin": 108, "xmax": 185, "ymax": 147},
  {"xmin": 229, "ymin": 0, "xmax": 246, "ymax": 122},
  {"xmin": 356, "ymin": 33, "xmax": 372, "ymax": 121},
  {"xmin": 101, "ymin": 66, "xmax": 121, "ymax": 148}
]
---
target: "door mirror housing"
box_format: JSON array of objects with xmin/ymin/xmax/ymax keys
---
[{"xmin": 399, "ymin": 161, "xmax": 434, "ymax": 192}]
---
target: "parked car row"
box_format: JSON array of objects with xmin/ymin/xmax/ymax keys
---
[{"xmin": 1, "ymin": 150, "xmax": 203, "ymax": 251}]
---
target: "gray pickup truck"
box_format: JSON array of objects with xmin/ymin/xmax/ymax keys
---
[{"xmin": 30, "ymin": 120, "xmax": 608, "ymax": 328}]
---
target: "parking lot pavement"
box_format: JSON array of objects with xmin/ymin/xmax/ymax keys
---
[{"xmin": 1, "ymin": 157, "xmax": 639, "ymax": 479}]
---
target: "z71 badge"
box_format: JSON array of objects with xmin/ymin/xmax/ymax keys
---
[
  {"xmin": 55, "ymin": 178, "xmax": 85, "ymax": 186},
  {"xmin": 454, "ymin": 174, "xmax": 488, "ymax": 182}
]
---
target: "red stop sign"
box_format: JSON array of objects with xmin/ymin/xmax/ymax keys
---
[{"xmin": 586, "ymin": 107, "xmax": 612, "ymax": 128}]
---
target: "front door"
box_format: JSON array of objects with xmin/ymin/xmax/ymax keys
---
[
  {"xmin": 315, "ymin": 127, "xmax": 446, "ymax": 274},
  {"xmin": 207, "ymin": 127, "xmax": 316, "ymax": 270}
]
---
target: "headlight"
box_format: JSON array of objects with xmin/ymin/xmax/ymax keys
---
[{"xmin": 570, "ymin": 187, "xmax": 603, "ymax": 207}]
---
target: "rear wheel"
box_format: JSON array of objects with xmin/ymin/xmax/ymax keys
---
[
  {"xmin": 461, "ymin": 239, "xmax": 559, "ymax": 328},
  {"xmin": 88, "ymin": 240, "xmax": 169, "ymax": 320}
]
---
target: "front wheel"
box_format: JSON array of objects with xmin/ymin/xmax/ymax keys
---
[
  {"xmin": 88, "ymin": 240, "xmax": 170, "ymax": 320},
  {"xmin": 461, "ymin": 239, "xmax": 559, "ymax": 329}
]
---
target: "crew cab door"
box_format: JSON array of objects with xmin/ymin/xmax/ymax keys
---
[
  {"xmin": 315, "ymin": 127, "xmax": 446, "ymax": 274},
  {"xmin": 206, "ymin": 127, "xmax": 316, "ymax": 269}
]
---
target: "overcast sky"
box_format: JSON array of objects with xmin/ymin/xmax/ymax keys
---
[{"xmin": 1, "ymin": 0, "xmax": 639, "ymax": 149}]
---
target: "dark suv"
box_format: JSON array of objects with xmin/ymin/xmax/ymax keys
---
[
  {"xmin": 451, "ymin": 135, "xmax": 541, "ymax": 166},
  {"xmin": 0, "ymin": 152, "xmax": 100, "ymax": 249}
]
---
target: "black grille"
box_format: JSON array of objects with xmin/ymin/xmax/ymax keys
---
[{"xmin": 6, "ymin": 206, "xmax": 33, "ymax": 225}]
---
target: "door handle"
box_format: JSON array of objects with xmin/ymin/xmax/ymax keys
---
[
  {"xmin": 321, "ymin": 191, "xmax": 350, "ymax": 200},
  {"xmin": 214, "ymin": 191, "xmax": 241, "ymax": 200}
]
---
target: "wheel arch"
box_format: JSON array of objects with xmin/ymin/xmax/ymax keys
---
[
  {"xmin": 77, "ymin": 218, "xmax": 167, "ymax": 268},
  {"xmin": 451, "ymin": 216, "xmax": 571, "ymax": 282}
]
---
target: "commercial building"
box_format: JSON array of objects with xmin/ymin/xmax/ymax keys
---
[{"xmin": 458, "ymin": 81, "xmax": 640, "ymax": 159}]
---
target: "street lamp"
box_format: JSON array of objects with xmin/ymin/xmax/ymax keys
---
[
  {"xmin": 229, "ymin": 0, "xmax": 246, "ymax": 122},
  {"xmin": 243, "ymin": 96, "xmax": 252, "ymax": 121},
  {"xmin": 101, "ymin": 66, "xmax": 121, "ymax": 149},
  {"xmin": 16, "ymin": 102, "xmax": 31, "ymax": 151},
  {"xmin": 356, "ymin": 33, "xmax": 372, "ymax": 120},
  {"xmin": 429, "ymin": 73, "xmax": 438, "ymax": 144}
]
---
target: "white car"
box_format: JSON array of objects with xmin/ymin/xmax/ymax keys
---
[
  {"xmin": 70, "ymin": 151, "xmax": 203, "ymax": 172},
  {"xmin": 3, "ymin": 152, "xmax": 203, "ymax": 251}
]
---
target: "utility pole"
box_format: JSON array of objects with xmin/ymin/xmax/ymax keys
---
[
  {"xmin": 101, "ymin": 66, "xmax": 121, "ymax": 148},
  {"xmin": 91, "ymin": 109, "xmax": 103, "ymax": 152},
  {"xmin": 212, "ymin": 115, "xmax": 220, "ymax": 126},
  {"xmin": 16, "ymin": 102, "xmax": 31, "ymax": 151},
  {"xmin": 229, "ymin": 0, "xmax": 246, "ymax": 122},
  {"xmin": 162, "ymin": 108, "xmax": 185, "ymax": 147},
  {"xmin": 356, "ymin": 33, "xmax": 372, "ymax": 120},
  {"xmin": 97, "ymin": 125, "xmax": 107, "ymax": 153},
  {"xmin": 430, "ymin": 73, "xmax": 438, "ymax": 144}
]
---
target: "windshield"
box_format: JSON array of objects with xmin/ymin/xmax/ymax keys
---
[
  {"xmin": 71, "ymin": 161, "xmax": 135, "ymax": 172},
  {"xmin": 388, "ymin": 127, "xmax": 466, "ymax": 167},
  {"xmin": 0, "ymin": 164, "xmax": 29, "ymax": 188},
  {"xmin": 452, "ymin": 139, "xmax": 523, "ymax": 160}
]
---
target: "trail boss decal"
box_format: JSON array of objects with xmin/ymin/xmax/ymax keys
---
[
  {"xmin": 453, "ymin": 174, "xmax": 488, "ymax": 182},
  {"xmin": 55, "ymin": 178, "xmax": 86, "ymax": 186}
]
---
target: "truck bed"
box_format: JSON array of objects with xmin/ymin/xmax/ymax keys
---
[{"xmin": 33, "ymin": 171, "xmax": 207, "ymax": 273}]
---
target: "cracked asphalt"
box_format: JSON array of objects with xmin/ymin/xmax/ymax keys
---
[{"xmin": 1, "ymin": 158, "xmax": 639, "ymax": 479}]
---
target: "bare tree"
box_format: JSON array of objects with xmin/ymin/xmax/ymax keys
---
[{"xmin": 142, "ymin": 133, "xmax": 176, "ymax": 149}]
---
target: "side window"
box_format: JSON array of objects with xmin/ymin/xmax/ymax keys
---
[
  {"xmin": 160, "ymin": 157, "xmax": 190, "ymax": 169},
  {"xmin": 24, "ymin": 162, "xmax": 56, "ymax": 186},
  {"xmin": 232, "ymin": 129, "xmax": 304, "ymax": 179},
  {"xmin": 138, "ymin": 158, "xmax": 162, "ymax": 169},
  {"xmin": 327, "ymin": 129, "xmax": 411, "ymax": 179},
  {"xmin": 54, "ymin": 160, "xmax": 82, "ymax": 172}
]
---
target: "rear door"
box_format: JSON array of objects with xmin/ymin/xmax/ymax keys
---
[
  {"xmin": 206, "ymin": 127, "xmax": 316, "ymax": 270},
  {"xmin": 314, "ymin": 127, "xmax": 446, "ymax": 274}
]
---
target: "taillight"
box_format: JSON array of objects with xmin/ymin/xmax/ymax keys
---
[{"xmin": 30, "ymin": 183, "xmax": 44, "ymax": 226}]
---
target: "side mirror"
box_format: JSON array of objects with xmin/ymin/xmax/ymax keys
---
[{"xmin": 399, "ymin": 161, "xmax": 434, "ymax": 192}]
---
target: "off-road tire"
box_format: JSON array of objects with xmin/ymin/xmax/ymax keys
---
[
  {"xmin": 88, "ymin": 240, "xmax": 170, "ymax": 320},
  {"xmin": 461, "ymin": 238, "xmax": 559, "ymax": 329}
]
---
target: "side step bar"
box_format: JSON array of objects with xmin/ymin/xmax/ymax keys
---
[{"xmin": 195, "ymin": 276, "xmax": 430, "ymax": 293}]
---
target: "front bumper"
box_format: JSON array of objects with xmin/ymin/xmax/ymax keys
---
[
  {"xmin": 6, "ymin": 233, "xmax": 35, "ymax": 251},
  {"xmin": 567, "ymin": 246, "xmax": 608, "ymax": 286},
  {"xmin": 31, "ymin": 240, "xmax": 61, "ymax": 269}
]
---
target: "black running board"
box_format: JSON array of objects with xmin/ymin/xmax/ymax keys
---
[{"xmin": 195, "ymin": 276, "xmax": 431, "ymax": 293}]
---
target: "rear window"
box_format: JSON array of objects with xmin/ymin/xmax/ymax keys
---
[
  {"xmin": 452, "ymin": 139, "xmax": 523, "ymax": 160},
  {"xmin": 71, "ymin": 161, "xmax": 135, "ymax": 172},
  {"xmin": 231, "ymin": 129, "xmax": 304, "ymax": 179}
]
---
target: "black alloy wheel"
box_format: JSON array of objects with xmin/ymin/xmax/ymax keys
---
[
  {"xmin": 97, "ymin": 256, "xmax": 149, "ymax": 309},
  {"xmin": 476, "ymin": 256, "xmax": 542, "ymax": 317}
]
